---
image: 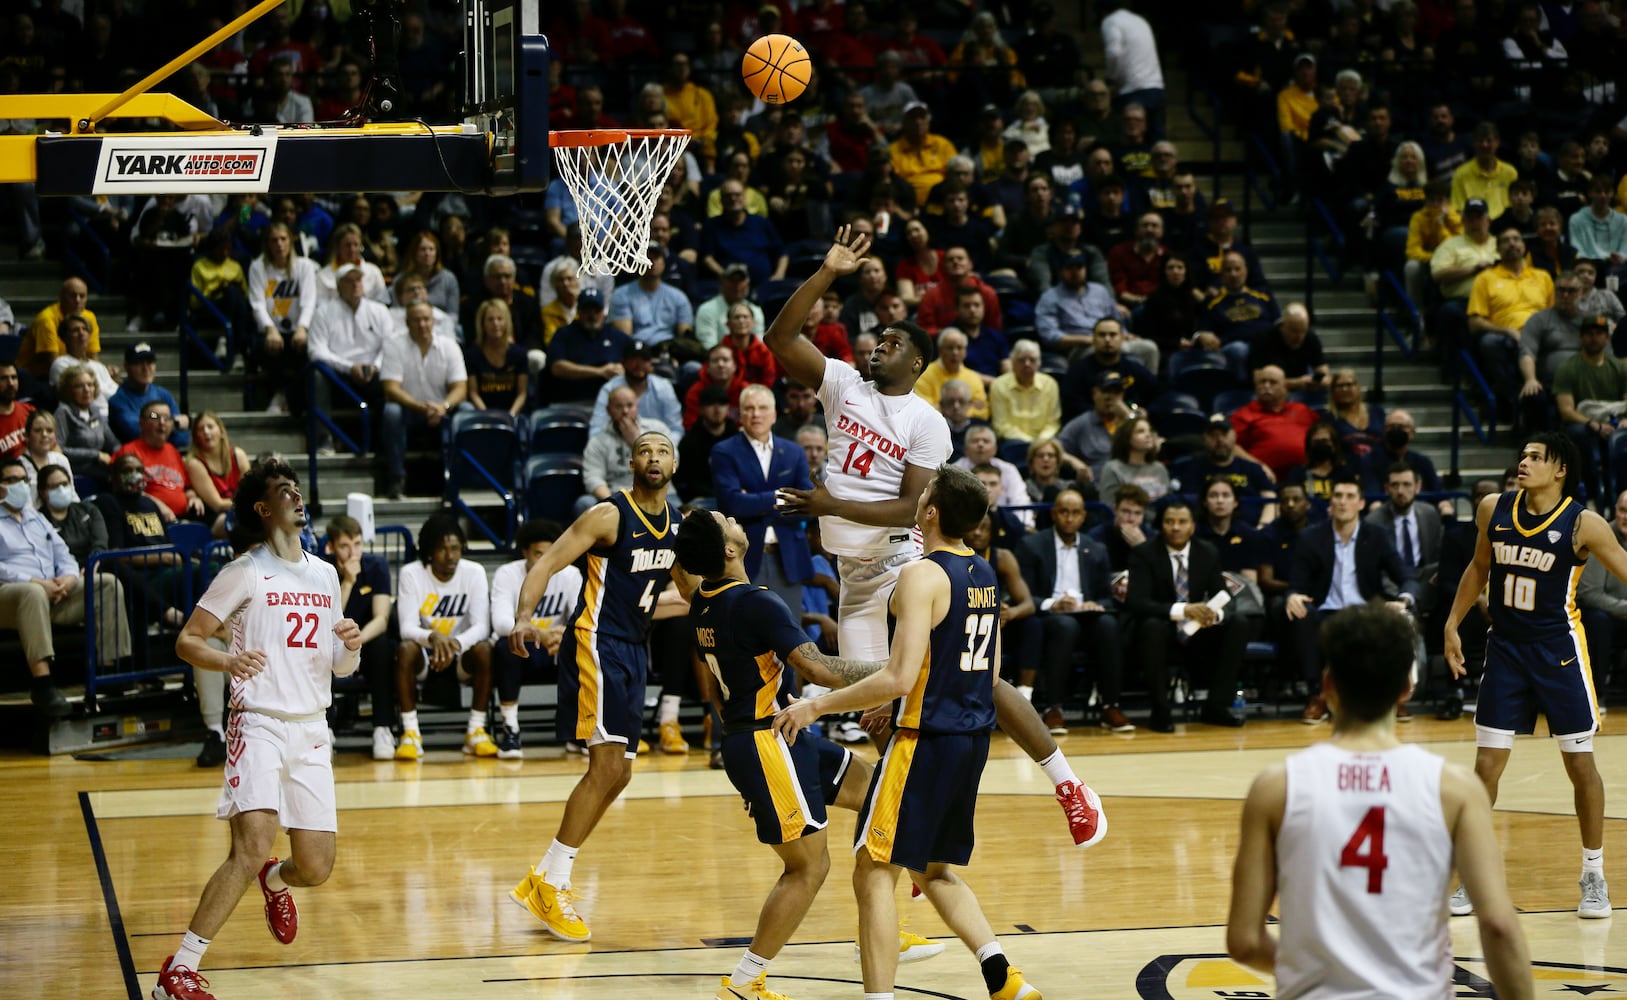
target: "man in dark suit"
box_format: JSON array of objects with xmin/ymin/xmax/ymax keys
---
[
  {"xmin": 1364, "ymin": 462, "xmax": 1444, "ymax": 614},
  {"xmin": 1127, "ymin": 497, "xmax": 1248, "ymax": 732},
  {"xmin": 1287, "ymin": 474, "xmax": 1421, "ymax": 724},
  {"xmin": 710, "ymin": 384, "xmax": 815, "ymax": 613},
  {"xmin": 1433, "ymin": 477, "xmax": 1502, "ymax": 719},
  {"xmin": 1017, "ymin": 489, "xmax": 1130, "ymax": 733}
]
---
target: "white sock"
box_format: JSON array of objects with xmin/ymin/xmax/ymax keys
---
[
  {"xmin": 1584, "ymin": 847, "xmax": 1605, "ymax": 874},
  {"xmin": 263, "ymin": 861, "xmax": 288, "ymax": 892},
  {"xmin": 1016, "ymin": 685, "xmax": 1034, "ymax": 703},
  {"xmin": 540, "ymin": 838, "xmax": 579, "ymax": 888},
  {"xmin": 731, "ymin": 949, "xmax": 771, "ymax": 986},
  {"xmin": 500, "ymin": 703, "xmax": 520, "ymax": 732},
  {"xmin": 208, "ymin": 724, "xmax": 226, "ymax": 739},
  {"xmin": 660, "ymin": 694, "xmax": 681, "ymax": 725},
  {"xmin": 174, "ymin": 929, "xmax": 210, "ymax": 972},
  {"xmin": 401, "ymin": 710, "xmax": 419, "ymax": 733},
  {"xmin": 468, "ymin": 708, "xmax": 487, "ymax": 734},
  {"xmin": 975, "ymin": 941, "xmax": 1004, "ymax": 964},
  {"xmin": 864, "ymin": 994, "xmax": 894, "ymax": 1000},
  {"xmin": 1038, "ymin": 748, "xmax": 1079, "ymax": 788}
]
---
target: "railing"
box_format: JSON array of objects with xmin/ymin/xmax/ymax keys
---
[
  {"xmin": 1185, "ymin": 81, "xmax": 1225, "ymax": 204},
  {"xmin": 82, "ymin": 543, "xmax": 203, "ymax": 709},
  {"xmin": 1240, "ymin": 133, "xmax": 1280, "ymax": 243},
  {"xmin": 177, "ymin": 280, "xmax": 235, "ymax": 417},
  {"xmin": 63, "ymin": 206, "xmax": 113, "ymax": 294},
  {"xmin": 1371, "ymin": 270, "xmax": 1423, "ymax": 396},
  {"xmin": 447, "ymin": 446, "xmax": 518, "ymax": 549},
  {"xmin": 305, "ymin": 362, "xmax": 371, "ymax": 516},
  {"xmin": 1450, "ymin": 348, "xmax": 1497, "ymax": 480},
  {"xmin": 1304, "ymin": 198, "xmax": 1346, "ymax": 314}
]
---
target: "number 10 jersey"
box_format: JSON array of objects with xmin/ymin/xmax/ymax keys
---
[{"xmin": 1485, "ymin": 489, "xmax": 1586, "ymax": 642}]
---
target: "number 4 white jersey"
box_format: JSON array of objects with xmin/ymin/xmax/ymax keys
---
[
  {"xmin": 198, "ymin": 546, "xmax": 346, "ymax": 722},
  {"xmin": 1275, "ymin": 742, "xmax": 1454, "ymax": 1000},
  {"xmin": 817, "ymin": 356, "xmax": 951, "ymax": 555}
]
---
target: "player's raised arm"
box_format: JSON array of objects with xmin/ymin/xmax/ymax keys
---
[
  {"xmin": 773, "ymin": 557, "xmax": 944, "ymax": 739},
  {"xmin": 763, "ymin": 227, "xmax": 873, "ymax": 390},
  {"xmin": 1443, "ymin": 492, "xmax": 1499, "ymax": 677},
  {"xmin": 1225, "ymin": 764, "xmax": 1285, "ymax": 973},
  {"xmin": 1443, "ymin": 762, "xmax": 1534, "ymax": 1000},
  {"xmin": 510, "ymin": 503, "xmax": 619, "ymax": 653}
]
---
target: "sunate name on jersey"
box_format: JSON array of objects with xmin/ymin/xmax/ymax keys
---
[{"xmin": 835, "ymin": 414, "xmax": 907, "ymax": 459}]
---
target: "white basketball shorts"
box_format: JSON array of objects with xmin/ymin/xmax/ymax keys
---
[
  {"xmin": 835, "ymin": 546, "xmax": 919, "ymax": 662},
  {"xmin": 217, "ymin": 712, "xmax": 338, "ymax": 832}
]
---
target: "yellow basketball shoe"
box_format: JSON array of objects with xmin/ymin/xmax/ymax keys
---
[
  {"xmin": 394, "ymin": 730, "xmax": 423, "ymax": 760},
  {"xmin": 715, "ymin": 973, "xmax": 794, "ymax": 1000},
  {"xmin": 513, "ymin": 872, "xmax": 591, "ymax": 942},
  {"xmin": 990, "ymin": 967, "xmax": 1041, "ymax": 1000},
  {"xmin": 851, "ymin": 920, "xmax": 946, "ymax": 963},
  {"xmin": 659, "ymin": 719, "xmax": 689, "ymax": 754},
  {"xmin": 463, "ymin": 727, "xmax": 498, "ymax": 757}
]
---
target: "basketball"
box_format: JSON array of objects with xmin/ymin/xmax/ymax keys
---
[{"xmin": 741, "ymin": 34, "xmax": 811, "ymax": 105}]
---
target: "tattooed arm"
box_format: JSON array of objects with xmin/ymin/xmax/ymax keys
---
[{"xmin": 786, "ymin": 642, "xmax": 886, "ymax": 689}]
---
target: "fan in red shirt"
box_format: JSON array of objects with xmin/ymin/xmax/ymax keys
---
[
  {"xmin": 0, "ymin": 363, "xmax": 34, "ymax": 459},
  {"xmin": 808, "ymin": 292, "xmax": 855, "ymax": 364},
  {"xmin": 683, "ymin": 343, "xmax": 746, "ymax": 429},
  {"xmin": 915, "ymin": 246, "xmax": 1003, "ymax": 335},
  {"xmin": 723, "ymin": 304, "xmax": 780, "ymax": 387},
  {"xmin": 1230, "ymin": 365, "xmax": 1319, "ymax": 481},
  {"xmin": 1107, "ymin": 212, "xmax": 1169, "ymax": 308},
  {"xmin": 112, "ymin": 400, "xmax": 200, "ymax": 520}
]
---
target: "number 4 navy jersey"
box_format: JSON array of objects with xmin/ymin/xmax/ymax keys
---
[
  {"xmin": 1486, "ymin": 489, "xmax": 1587, "ymax": 642},
  {"xmin": 690, "ymin": 580, "xmax": 811, "ymax": 727},
  {"xmin": 571, "ymin": 490, "xmax": 681, "ymax": 643},
  {"xmin": 886, "ymin": 547, "xmax": 1000, "ymax": 734}
]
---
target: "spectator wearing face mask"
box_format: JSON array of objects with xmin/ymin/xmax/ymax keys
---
[{"xmin": 35, "ymin": 463, "xmax": 105, "ymax": 567}]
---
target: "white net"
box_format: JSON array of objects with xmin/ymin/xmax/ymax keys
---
[{"xmin": 550, "ymin": 129, "xmax": 692, "ymax": 277}]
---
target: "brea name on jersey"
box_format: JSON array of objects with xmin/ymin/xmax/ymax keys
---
[
  {"xmin": 835, "ymin": 413, "xmax": 906, "ymax": 460},
  {"xmin": 265, "ymin": 591, "xmax": 334, "ymax": 608},
  {"xmin": 1491, "ymin": 540, "xmax": 1558, "ymax": 572},
  {"xmin": 1338, "ymin": 761, "xmax": 1391, "ymax": 792},
  {"xmin": 630, "ymin": 547, "xmax": 676, "ymax": 573}
]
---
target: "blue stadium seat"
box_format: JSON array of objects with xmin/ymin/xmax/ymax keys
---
[
  {"xmin": 998, "ymin": 439, "xmax": 1032, "ymax": 466},
  {"xmin": 525, "ymin": 453, "xmax": 584, "ymax": 524},
  {"xmin": 527, "ymin": 409, "xmax": 589, "ymax": 455},
  {"xmin": 445, "ymin": 411, "xmax": 522, "ymax": 545},
  {"xmin": 1214, "ymin": 388, "xmax": 1255, "ymax": 415},
  {"xmin": 754, "ymin": 278, "xmax": 802, "ymax": 317},
  {"xmin": 1168, "ymin": 350, "xmax": 1240, "ymax": 412},
  {"xmin": 1151, "ymin": 406, "xmax": 1210, "ymax": 438},
  {"xmin": 1147, "ymin": 391, "xmax": 1201, "ymax": 414},
  {"xmin": 0, "ymin": 333, "xmax": 19, "ymax": 365}
]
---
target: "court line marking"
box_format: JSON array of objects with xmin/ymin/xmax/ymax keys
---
[
  {"xmin": 478, "ymin": 972, "xmax": 968, "ymax": 998},
  {"xmin": 79, "ymin": 790, "xmax": 141, "ymax": 1000}
]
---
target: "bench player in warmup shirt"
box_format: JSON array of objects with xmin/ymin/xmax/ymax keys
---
[
  {"xmin": 674, "ymin": 509, "xmax": 944, "ymax": 1000},
  {"xmin": 1444, "ymin": 432, "xmax": 1618, "ymax": 919},
  {"xmin": 1228, "ymin": 605, "xmax": 1534, "ymax": 1000},
  {"xmin": 391, "ymin": 513, "xmax": 495, "ymax": 760},
  {"xmin": 156, "ymin": 460, "xmax": 363, "ymax": 1000},
  {"xmin": 488, "ymin": 518, "xmax": 582, "ymax": 759},
  {"xmin": 507, "ymin": 430, "xmax": 693, "ymax": 943},
  {"xmin": 766, "ymin": 228, "xmax": 1106, "ymax": 849},
  {"xmin": 777, "ymin": 466, "xmax": 1042, "ymax": 1000}
]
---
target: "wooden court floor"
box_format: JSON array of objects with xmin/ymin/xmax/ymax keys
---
[{"xmin": 6, "ymin": 718, "xmax": 1626, "ymax": 999}]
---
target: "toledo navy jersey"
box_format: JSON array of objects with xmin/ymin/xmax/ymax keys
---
[
  {"xmin": 690, "ymin": 580, "xmax": 812, "ymax": 728},
  {"xmin": 571, "ymin": 489, "xmax": 681, "ymax": 643},
  {"xmin": 1486, "ymin": 489, "xmax": 1587, "ymax": 642},
  {"xmin": 886, "ymin": 547, "xmax": 1000, "ymax": 734}
]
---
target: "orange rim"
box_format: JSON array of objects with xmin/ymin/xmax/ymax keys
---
[{"xmin": 549, "ymin": 128, "xmax": 691, "ymax": 147}]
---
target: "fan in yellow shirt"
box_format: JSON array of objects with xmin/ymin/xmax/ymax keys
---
[{"xmin": 1450, "ymin": 123, "xmax": 1520, "ymax": 219}]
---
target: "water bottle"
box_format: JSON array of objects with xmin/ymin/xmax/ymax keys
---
[{"xmin": 1231, "ymin": 688, "xmax": 1247, "ymax": 724}]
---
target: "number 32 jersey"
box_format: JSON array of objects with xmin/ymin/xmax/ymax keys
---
[
  {"xmin": 197, "ymin": 546, "xmax": 344, "ymax": 721},
  {"xmin": 1275, "ymin": 743, "xmax": 1453, "ymax": 1000},
  {"xmin": 1486, "ymin": 489, "xmax": 1586, "ymax": 642},
  {"xmin": 817, "ymin": 357, "xmax": 950, "ymax": 556},
  {"xmin": 885, "ymin": 548, "xmax": 999, "ymax": 734}
]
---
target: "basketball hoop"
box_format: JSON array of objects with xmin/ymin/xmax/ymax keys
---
[{"xmin": 550, "ymin": 129, "xmax": 692, "ymax": 277}]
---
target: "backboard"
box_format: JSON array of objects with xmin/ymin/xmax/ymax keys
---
[{"xmin": 463, "ymin": 0, "xmax": 551, "ymax": 195}]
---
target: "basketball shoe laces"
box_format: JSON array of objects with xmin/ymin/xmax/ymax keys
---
[
  {"xmin": 556, "ymin": 885, "xmax": 585, "ymax": 923},
  {"xmin": 741, "ymin": 973, "xmax": 792, "ymax": 1000},
  {"xmin": 267, "ymin": 884, "xmax": 296, "ymax": 930},
  {"xmin": 1057, "ymin": 781, "xmax": 1098, "ymax": 844},
  {"xmin": 163, "ymin": 963, "xmax": 212, "ymax": 998}
]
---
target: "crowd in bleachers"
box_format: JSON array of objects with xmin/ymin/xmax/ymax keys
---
[{"xmin": 6, "ymin": 0, "xmax": 1627, "ymax": 736}]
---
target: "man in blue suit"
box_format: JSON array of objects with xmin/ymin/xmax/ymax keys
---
[{"xmin": 710, "ymin": 383, "xmax": 815, "ymax": 615}]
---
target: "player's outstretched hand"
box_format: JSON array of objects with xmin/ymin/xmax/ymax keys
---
[
  {"xmin": 1443, "ymin": 625, "xmax": 1467, "ymax": 679},
  {"xmin": 773, "ymin": 696, "xmax": 820, "ymax": 745},
  {"xmin": 776, "ymin": 481, "xmax": 834, "ymax": 517},
  {"xmin": 227, "ymin": 649, "xmax": 268, "ymax": 681},
  {"xmin": 509, "ymin": 623, "xmax": 542, "ymax": 656},
  {"xmin": 822, "ymin": 225, "xmax": 873, "ymax": 277},
  {"xmin": 334, "ymin": 618, "xmax": 363, "ymax": 651},
  {"xmin": 859, "ymin": 704, "xmax": 892, "ymax": 737}
]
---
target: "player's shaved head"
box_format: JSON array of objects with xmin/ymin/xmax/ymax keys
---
[
  {"xmin": 1319, "ymin": 605, "xmax": 1415, "ymax": 722},
  {"xmin": 675, "ymin": 508, "xmax": 727, "ymax": 578}
]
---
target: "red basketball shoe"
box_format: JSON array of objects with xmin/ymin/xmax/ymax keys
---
[
  {"xmin": 152, "ymin": 955, "xmax": 215, "ymax": 1000},
  {"xmin": 1056, "ymin": 780, "xmax": 1108, "ymax": 849},
  {"xmin": 259, "ymin": 858, "xmax": 298, "ymax": 944}
]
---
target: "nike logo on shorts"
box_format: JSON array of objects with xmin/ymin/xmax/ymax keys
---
[{"xmin": 1562, "ymin": 656, "xmax": 1577, "ymax": 665}]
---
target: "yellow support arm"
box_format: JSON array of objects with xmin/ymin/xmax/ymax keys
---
[{"xmin": 0, "ymin": 94, "xmax": 224, "ymax": 132}]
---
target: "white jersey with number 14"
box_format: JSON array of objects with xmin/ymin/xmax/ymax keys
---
[
  {"xmin": 816, "ymin": 356, "xmax": 951, "ymax": 556},
  {"xmin": 1275, "ymin": 742, "xmax": 1454, "ymax": 1000}
]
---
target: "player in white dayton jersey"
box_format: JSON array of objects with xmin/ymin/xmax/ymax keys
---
[
  {"xmin": 1227, "ymin": 605, "xmax": 1533, "ymax": 1000},
  {"xmin": 489, "ymin": 519, "xmax": 583, "ymax": 758},
  {"xmin": 766, "ymin": 229, "xmax": 1106, "ymax": 849},
  {"xmin": 158, "ymin": 460, "xmax": 363, "ymax": 1000},
  {"xmin": 392, "ymin": 512, "xmax": 495, "ymax": 760}
]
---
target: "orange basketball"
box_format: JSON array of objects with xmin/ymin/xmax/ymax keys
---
[{"xmin": 741, "ymin": 34, "xmax": 811, "ymax": 105}]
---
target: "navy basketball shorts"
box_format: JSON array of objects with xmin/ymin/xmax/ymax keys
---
[
  {"xmin": 855, "ymin": 729, "xmax": 990, "ymax": 871},
  {"xmin": 1477, "ymin": 632, "xmax": 1601, "ymax": 744},
  {"xmin": 557, "ymin": 628, "xmax": 648, "ymax": 757},
  {"xmin": 722, "ymin": 728, "xmax": 853, "ymax": 845}
]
